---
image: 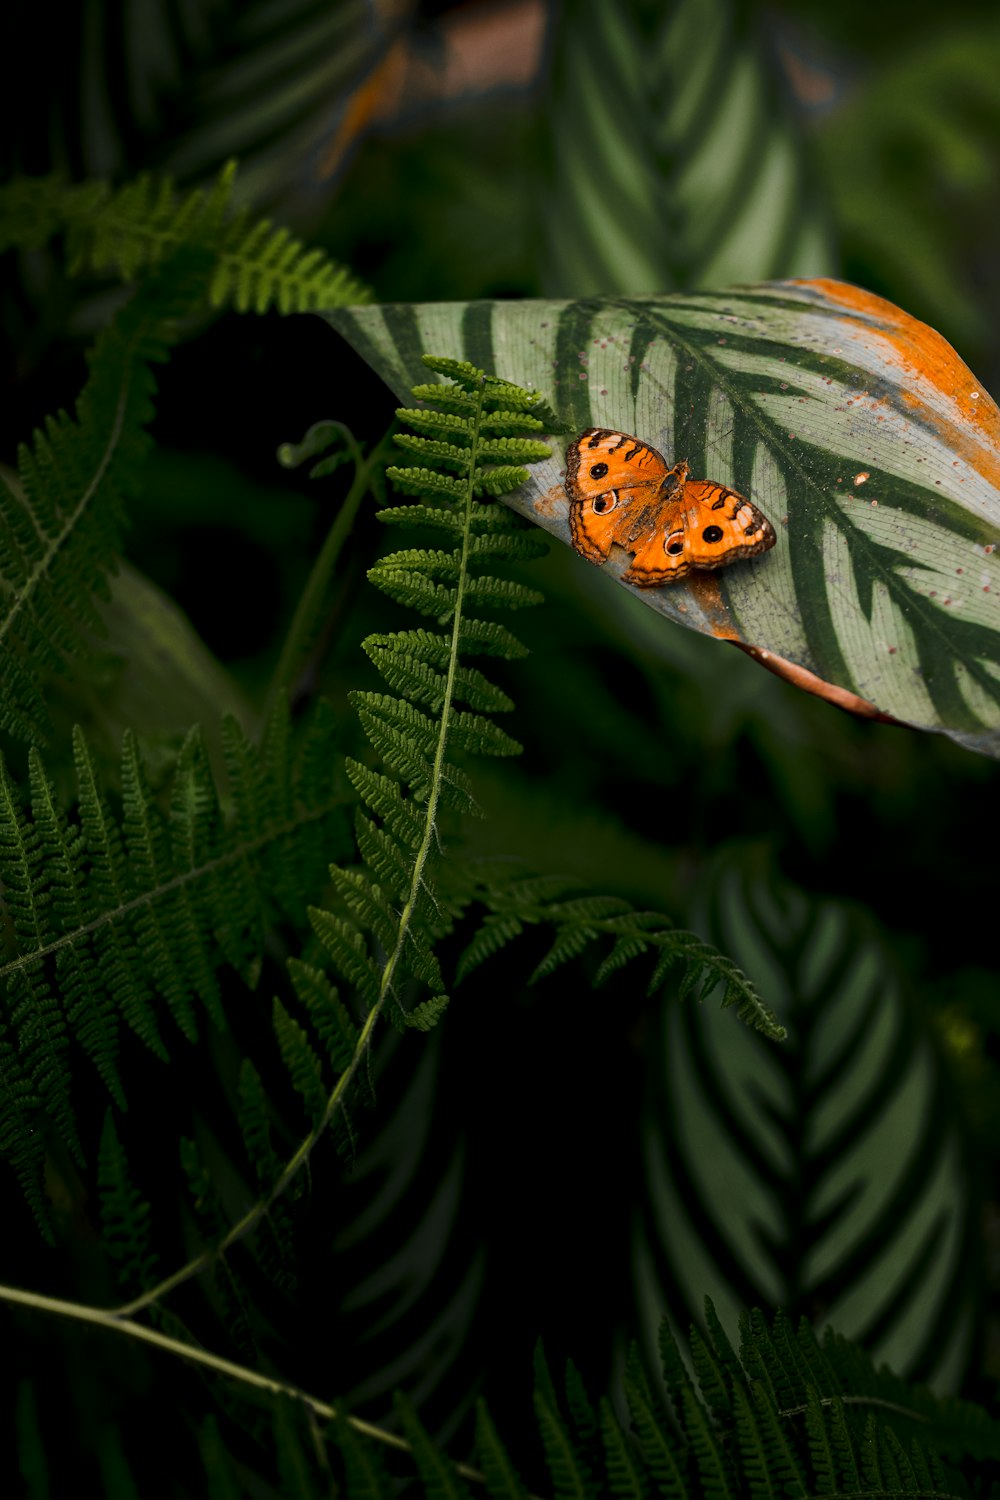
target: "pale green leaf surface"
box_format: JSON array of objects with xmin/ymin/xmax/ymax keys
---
[{"xmin": 327, "ymin": 281, "xmax": 1000, "ymax": 756}]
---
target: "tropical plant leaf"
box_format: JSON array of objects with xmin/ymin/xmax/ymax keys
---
[
  {"xmin": 633, "ymin": 855, "xmax": 978, "ymax": 1394},
  {"xmin": 817, "ymin": 17, "xmax": 1000, "ymax": 357},
  {"xmin": 2, "ymin": 0, "xmax": 383, "ymax": 209},
  {"xmin": 328, "ymin": 283, "xmax": 1000, "ymax": 757},
  {"xmin": 539, "ymin": 0, "xmax": 833, "ymax": 296}
]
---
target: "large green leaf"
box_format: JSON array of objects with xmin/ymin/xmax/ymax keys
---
[
  {"xmin": 818, "ymin": 16, "xmax": 1000, "ymax": 359},
  {"xmin": 3, "ymin": 0, "xmax": 379, "ymax": 208},
  {"xmin": 328, "ymin": 281, "xmax": 1000, "ymax": 757},
  {"xmin": 539, "ymin": 0, "xmax": 834, "ymax": 295},
  {"xmin": 633, "ymin": 856, "xmax": 978, "ymax": 1393}
]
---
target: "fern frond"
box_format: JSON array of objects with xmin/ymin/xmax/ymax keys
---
[
  {"xmin": 0, "ymin": 1028, "xmax": 48, "ymax": 1240},
  {"xmin": 102, "ymin": 359, "xmax": 550, "ymax": 1322},
  {"xmin": 377, "ymin": 502, "xmax": 467, "ymax": 533},
  {"xmin": 0, "ymin": 757, "xmax": 82, "ymax": 1163},
  {"xmin": 286, "ymin": 960, "xmax": 358, "ymax": 1073},
  {"xmin": 475, "ymin": 1398, "xmax": 528, "ymax": 1500},
  {"xmin": 98, "ymin": 1111, "xmax": 157, "ymax": 1297},
  {"xmin": 623, "ymin": 1344, "xmax": 689, "ymax": 1497},
  {"xmin": 0, "ymin": 698, "xmax": 348, "ymax": 1224},
  {"xmin": 805, "ymin": 1386, "xmax": 844, "ymax": 1493},
  {"xmin": 689, "ymin": 1327, "xmax": 734, "ymax": 1426},
  {"xmin": 453, "ymin": 871, "xmax": 783, "ymax": 1039},
  {"xmin": 0, "ymin": 255, "xmax": 206, "ymax": 743},
  {"xmin": 322, "ymin": 371, "xmax": 547, "ymax": 922},
  {"xmin": 352, "ymin": 813, "xmax": 413, "ymax": 905},
  {"xmin": 197, "ymin": 1415, "xmax": 244, "ymax": 1500},
  {"xmin": 741, "ymin": 1308, "xmax": 801, "ymax": 1417},
  {"xmin": 394, "ymin": 1393, "xmax": 473, "ymax": 1500},
  {"xmin": 677, "ymin": 1382, "xmax": 736, "ymax": 1500},
  {"xmin": 746, "ymin": 1382, "xmax": 810, "ymax": 1499},
  {"xmin": 29, "ymin": 748, "xmax": 124, "ymax": 1105},
  {"xmin": 363, "ymin": 632, "xmax": 515, "ymax": 714},
  {"xmin": 534, "ymin": 1387, "xmax": 597, "ymax": 1500},
  {"xmin": 469, "ymin": 530, "xmax": 549, "ymax": 561},
  {"xmin": 703, "ymin": 1298, "xmax": 744, "ymax": 1395},
  {"xmin": 308, "ymin": 908, "xmax": 382, "ymax": 1010},
  {"xmin": 0, "ymin": 167, "xmax": 367, "ymax": 744},
  {"xmin": 384, "ymin": 467, "xmax": 468, "ymax": 502},
  {"xmin": 455, "ymin": 913, "xmax": 526, "ymax": 980},
  {"xmin": 463, "ymin": 575, "xmax": 546, "ymax": 611},
  {"xmin": 379, "ymin": 502, "xmax": 531, "ymax": 536},
  {"xmin": 480, "ymin": 408, "xmax": 550, "ymax": 434},
  {"xmin": 328, "ymin": 865, "xmax": 398, "ymax": 955},
  {"xmin": 332, "ymin": 1412, "xmax": 395, "ymax": 1500},
  {"xmin": 274, "ymin": 1395, "xmax": 318, "ymax": 1500},
  {"xmin": 238, "ymin": 1061, "xmax": 282, "ymax": 1190},
  {"xmin": 392, "ymin": 433, "xmax": 474, "ymax": 470},
  {"xmin": 404, "ymin": 993, "xmax": 451, "ymax": 1032},
  {"xmin": 272, "ymin": 999, "xmax": 327, "ymax": 1128},
  {"xmin": 212, "ymin": 207, "xmax": 369, "ymax": 314},
  {"xmin": 343, "ymin": 761, "xmax": 425, "ymax": 848},
  {"xmin": 565, "ymin": 1359, "xmax": 599, "ymax": 1458},
  {"xmin": 599, "ymin": 1398, "xmax": 648, "ymax": 1500},
  {"xmin": 0, "ymin": 164, "xmax": 369, "ymax": 311}
]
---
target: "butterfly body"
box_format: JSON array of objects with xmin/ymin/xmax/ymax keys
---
[{"xmin": 564, "ymin": 429, "xmax": 775, "ymax": 586}]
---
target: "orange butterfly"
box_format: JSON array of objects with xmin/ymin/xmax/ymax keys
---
[{"xmin": 564, "ymin": 429, "xmax": 776, "ymax": 586}]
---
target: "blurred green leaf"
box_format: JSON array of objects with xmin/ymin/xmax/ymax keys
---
[
  {"xmin": 539, "ymin": 0, "xmax": 834, "ymax": 295},
  {"xmin": 635, "ymin": 852, "xmax": 979, "ymax": 1392},
  {"xmin": 818, "ymin": 17, "xmax": 1000, "ymax": 359}
]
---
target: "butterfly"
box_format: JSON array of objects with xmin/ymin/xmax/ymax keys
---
[{"xmin": 564, "ymin": 429, "xmax": 776, "ymax": 586}]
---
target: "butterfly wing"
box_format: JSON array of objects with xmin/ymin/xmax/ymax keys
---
[
  {"xmin": 623, "ymin": 477, "xmax": 776, "ymax": 585},
  {"xmin": 565, "ymin": 429, "xmax": 672, "ymax": 564}
]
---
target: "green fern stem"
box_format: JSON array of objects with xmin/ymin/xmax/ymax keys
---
[
  {"xmin": 111, "ymin": 378, "xmax": 492, "ymax": 1319},
  {"xmin": 371, "ymin": 382, "xmax": 485, "ymax": 1006}
]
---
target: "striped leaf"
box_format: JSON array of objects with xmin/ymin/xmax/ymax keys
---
[
  {"xmin": 540, "ymin": 0, "xmax": 833, "ymax": 295},
  {"xmin": 632, "ymin": 858, "xmax": 977, "ymax": 1394},
  {"xmin": 328, "ymin": 283, "xmax": 1000, "ymax": 757},
  {"xmin": 6, "ymin": 0, "xmax": 379, "ymax": 206}
]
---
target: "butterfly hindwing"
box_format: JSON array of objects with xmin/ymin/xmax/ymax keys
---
[{"xmin": 565, "ymin": 429, "xmax": 776, "ymax": 586}]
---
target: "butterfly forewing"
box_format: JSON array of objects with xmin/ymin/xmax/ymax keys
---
[{"xmin": 565, "ymin": 429, "xmax": 672, "ymax": 564}]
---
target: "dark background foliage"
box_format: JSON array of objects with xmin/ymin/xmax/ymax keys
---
[{"xmin": 2, "ymin": 0, "xmax": 1000, "ymax": 1494}]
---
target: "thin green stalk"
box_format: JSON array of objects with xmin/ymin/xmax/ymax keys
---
[
  {"xmin": 0, "ymin": 1280, "xmax": 508, "ymax": 1490},
  {"xmin": 110, "ymin": 385, "xmax": 487, "ymax": 1320},
  {"xmin": 264, "ymin": 429, "xmax": 390, "ymax": 719}
]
